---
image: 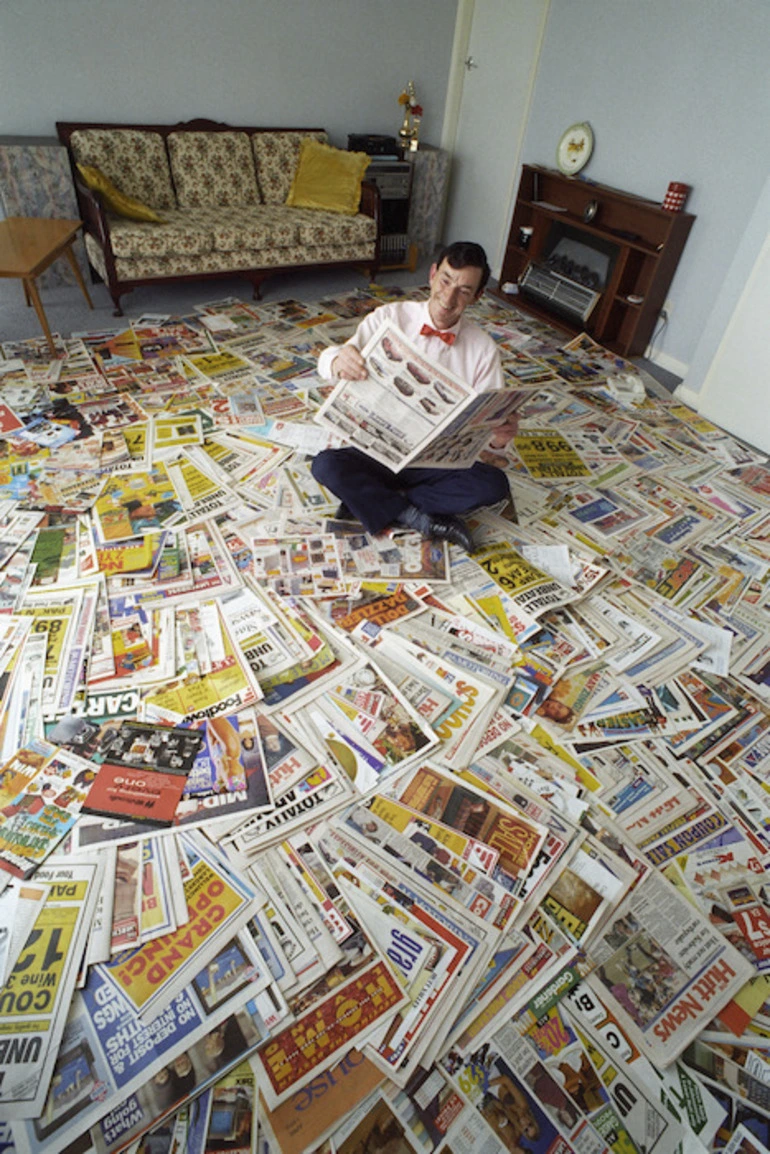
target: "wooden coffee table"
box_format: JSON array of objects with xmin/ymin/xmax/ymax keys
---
[{"xmin": 0, "ymin": 216, "xmax": 93, "ymax": 355}]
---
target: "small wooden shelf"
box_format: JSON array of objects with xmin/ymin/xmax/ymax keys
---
[
  {"xmin": 519, "ymin": 199, "xmax": 665, "ymax": 257},
  {"xmin": 495, "ymin": 165, "xmax": 695, "ymax": 357}
]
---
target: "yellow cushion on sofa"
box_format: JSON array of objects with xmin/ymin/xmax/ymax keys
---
[
  {"xmin": 286, "ymin": 139, "xmax": 369, "ymax": 214},
  {"xmin": 77, "ymin": 163, "xmax": 166, "ymax": 223}
]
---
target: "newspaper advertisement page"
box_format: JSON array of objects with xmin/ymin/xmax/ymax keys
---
[
  {"xmin": 472, "ymin": 541, "xmax": 575, "ymax": 622},
  {"xmin": 680, "ymin": 1036, "xmax": 770, "ymax": 1124},
  {"xmin": 584, "ymin": 868, "xmax": 756, "ymax": 1066},
  {"xmin": 339, "ymin": 877, "xmax": 470, "ymax": 1074},
  {"xmin": 0, "ymin": 741, "xmax": 97, "ymax": 879},
  {"xmin": 451, "ymin": 1008, "xmax": 643, "ymax": 1154},
  {"xmin": 413, "ymin": 386, "xmax": 526, "ymax": 471},
  {"xmin": 92, "ymin": 832, "xmax": 260, "ymax": 1022},
  {"xmin": 11, "ymin": 949, "xmax": 268, "ymax": 1154},
  {"xmin": 330, "ymin": 803, "xmax": 520, "ymax": 931},
  {"xmin": 313, "ymin": 824, "xmax": 497, "ymax": 1076},
  {"xmin": 452, "ymin": 915, "xmax": 578, "ymax": 1055},
  {"xmin": 0, "ymin": 856, "xmax": 102, "ymax": 1120},
  {"xmin": 442, "ymin": 1037, "xmax": 581, "ymax": 1154},
  {"xmin": 254, "ymin": 956, "xmax": 406, "ymax": 1109},
  {"xmin": 315, "ymin": 322, "xmax": 479, "ymax": 472},
  {"xmin": 383, "ymin": 761, "xmax": 549, "ymax": 894},
  {"xmin": 513, "ymin": 429, "xmax": 593, "ymax": 481},
  {"xmin": 260, "ymin": 1052, "xmax": 385, "ymax": 1154},
  {"xmin": 723, "ymin": 1125, "xmax": 770, "ymax": 1154},
  {"xmin": 562, "ymin": 979, "xmax": 726, "ymax": 1154},
  {"xmin": 380, "ymin": 1062, "xmax": 514, "ymax": 1154}
]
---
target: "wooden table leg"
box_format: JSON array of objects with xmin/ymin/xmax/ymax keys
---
[
  {"xmin": 23, "ymin": 276, "xmax": 57, "ymax": 356},
  {"xmin": 63, "ymin": 241, "xmax": 93, "ymax": 309}
]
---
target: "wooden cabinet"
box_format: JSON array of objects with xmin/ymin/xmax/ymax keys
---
[{"xmin": 496, "ymin": 164, "xmax": 695, "ymax": 357}]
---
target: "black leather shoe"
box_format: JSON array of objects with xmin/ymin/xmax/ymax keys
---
[
  {"xmin": 425, "ymin": 515, "xmax": 473, "ymax": 552},
  {"xmin": 334, "ymin": 502, "xmax": 358, "ymax": 521}
]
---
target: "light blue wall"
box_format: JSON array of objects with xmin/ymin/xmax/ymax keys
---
[
  {"xmin": 3, "ymin": 0, "xmax": 767, "ymax": 380},
  {"xmin": 0, "ymin": 0, "xmax": 456, "ymax": 149},
  {"xmin": 520, "ymin": 0, "xmax": 770, "ymax": 373}
]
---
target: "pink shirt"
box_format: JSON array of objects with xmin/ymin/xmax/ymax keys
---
[{"xmin": 317, "ymin": 299, "xmax": 504, "ymax": 394}]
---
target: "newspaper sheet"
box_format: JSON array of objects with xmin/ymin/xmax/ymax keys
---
[
  {"xmin": 584, "ymin": 868, "xmax": 755, "ymax": 1066},
  {"xmin": 315, "ymin": 321, "xmax": 512, "ymax": 472},
  {"xmin": 92, "ymin": 831, "xmax": 260, "ymax": 1022},
  {"xmin": 0, "ymin": 855, "xmax": 102, "ymax": 1120},
  {"xmin": 11, "ymin": 955, "xmax": 268, "ymax": 1154},
  {"xmin": 563, "ymin": 979, "xmax": 727, "ymax": 1154}
]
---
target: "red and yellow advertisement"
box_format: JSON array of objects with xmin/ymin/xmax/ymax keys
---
[
  {"xmin": 397, "ymin": 764, "xmax": 546, "ymax": 878},
  {"xmin": 107, "ymin": 856, "xmax": 246, "ymax": 1014},
  {"xmin": 257, "ymin": 959, "xmax": 404, "ymax": 1105}
]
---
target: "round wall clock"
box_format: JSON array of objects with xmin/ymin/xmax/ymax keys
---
[{"xmin": 556, "ymin": 122, "xmax": 594, "ymax": 176}]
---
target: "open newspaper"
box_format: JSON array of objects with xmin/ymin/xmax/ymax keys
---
[
  {"xmin": 583, "ymin": 868, "xmax": 755, "ymax": 1066},
  {"xmin": 314, "ymin": 320, "xmax": 522, "ymax": 471}
]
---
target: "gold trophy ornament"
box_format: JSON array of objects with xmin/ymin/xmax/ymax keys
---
[{"xmin": 397, "ymin": 81, "xmax": 423, "ymax": 151}]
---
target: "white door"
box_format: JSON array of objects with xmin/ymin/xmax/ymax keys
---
[{"xmin": 441, "ymin": 0, "xmax": 549, "ymax": 276}]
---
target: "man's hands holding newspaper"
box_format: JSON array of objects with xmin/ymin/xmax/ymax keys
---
[
  {"xmin": 332, "ymin": 346, "xmax": 368, "ymax": 380},
  {"xmin": 489, "ymin": 416, "xmax": 519, "ymax": 449}
]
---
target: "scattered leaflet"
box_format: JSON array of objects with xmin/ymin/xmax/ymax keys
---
[
  {"xmin": 12, "ymin": 955, "xmax": 269, "ymax": 1154},
  {"xmin": 0, "ymin": 877, "xmax": 47, "ymax": 986},
  {"xmin": 584, "ymin": 867, "xmax": 755, "ymax": 1065},
  {"xmin": 3, "ymin": 283, "xmax": 770, "ymax": 1152},
  {"xmin": 562, "ymin": 978, "xmax": 728, "ymax": 1154},
  {"xmin": 93, "ymin": 832, "xmax": 260, "ymax": 1022},
  {"xmin": 0, "ymin": 739, "xmax": 96, "ymax": 877},
  {"xmin": 81, "ymin": 720, "xmax": 204, "ymax": 826},
  {"xmin": 0, "ymin": 855, "xmax": 102, "ymax": 1119},
  {"xmin": 472, "ymin": 539, "xmax": 575, "ymax": 622}
]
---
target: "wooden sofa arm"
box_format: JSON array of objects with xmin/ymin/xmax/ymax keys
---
[
  {"xmin": 359, "ymin": 180, "xmax": 381, "ymax": 228},
  {"xmin": 72, "ymin": 174, "xmax": 114, "ymax": 248},
  {"xmin": 71, "ymin": 173, "xmax": 124, "ymax": 293}
]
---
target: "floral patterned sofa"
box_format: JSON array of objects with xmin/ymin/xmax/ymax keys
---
[{"xmin": 56, "ymin": 119, "xmax": 381, "ymax": 315}]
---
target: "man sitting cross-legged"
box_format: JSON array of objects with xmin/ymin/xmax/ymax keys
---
[{"xmin": 311, "ymin": 241, "xmax": 517, "ymax": 553}]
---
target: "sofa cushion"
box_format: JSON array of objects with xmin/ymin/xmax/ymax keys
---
[
  {"xmin": 251, "ymin": 130, "xmax": 327, "ymax": 205},
  {"xmin": 86, "ymin": 239, "xmax": 377, "ymax": 283},
  {"xmin": 77, "ymin": 164, "xmax": 166, "ymax": 223},
  {"xmin": 105, "ymin": 205, "xmax": 376, "ymax": 261},
  {"xmin": 106, "ymin": 208, "xmax": 218, "ymax": 258},
  {"xmin": 292, "ymin": 208, "xmax": 377, "ymax": 247},
  {"xmin": 211, "ymin": 206, "xmax": 301, "ymax": 251},
  {"xmin": 70, "ymin": 129, "xmax": 176, "ymax": 209},
  {"xmin": 167, "ymin": 132, "xmax": 260, "ymax": 208},
  {"xmin": 287, "ymin": 140, "xmax": 370, "ymax": 215}
]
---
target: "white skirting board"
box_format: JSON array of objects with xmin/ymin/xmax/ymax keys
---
[{"xmin": 647, "ymin": 348, "xmax": 689, "ymax": 381}]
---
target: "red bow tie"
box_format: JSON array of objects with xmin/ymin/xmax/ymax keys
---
[{"xmin": 420, "ymin": 323, "xmax": 456, "ymax": 346}]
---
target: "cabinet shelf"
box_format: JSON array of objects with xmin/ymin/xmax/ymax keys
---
[
  {"xmin": 519, "ymin": 199, "xmax": 664, "ymax": 256},
  {"xmin": 614, "ymin": 294, "xmax": 643, "ymax": 308},
  {"xmin": 496, "ymin": 165, "xmax": 695, "ymax": 357}
]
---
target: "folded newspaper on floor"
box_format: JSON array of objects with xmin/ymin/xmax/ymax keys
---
[{"xmin": 314, "ymin": 320, "xmax": 523, "ymax": 471}]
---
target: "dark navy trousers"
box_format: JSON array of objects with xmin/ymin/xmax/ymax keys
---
[{"xmin": 311, "ymin": 446, "xmax": 510, "ymax": 535}]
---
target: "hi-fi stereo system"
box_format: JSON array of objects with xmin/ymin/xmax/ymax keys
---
[{"xmin": 348, "ymin": 135, "xmax": 413, "ymax": 267}]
